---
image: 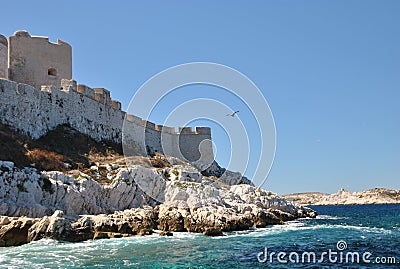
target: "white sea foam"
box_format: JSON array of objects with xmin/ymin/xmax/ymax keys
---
[
  {"xmin": 0, "ymin": 255, "xmax": 8, "ymax": 264},
  {"xmin": 170, "ymin": 232, "xmax": 200, "ymax": 239},
  {"xmin": 316, "ymin": 215, "xmax": 346, "ymax": 220},
  {"xmin": 152, "ymin": 230, "xmax": 199, "ymax": 239},
  {"xmin": 213, "ymin": 221, "xmax": 307, "ymax": 239},
  {"xmin": 28, "ymin": 238, "xmax": 60, "ymax": 246},
  {"xmin": 123, "ymin": 260, "xmax": 139, "ymax": 266},
  {"xmin": 214, "ymin": 219, "xmax": 392, "ymax": 239},
  {"xmin": 272, "ymin": 222, "xmax": 392, "ymax": 235}
]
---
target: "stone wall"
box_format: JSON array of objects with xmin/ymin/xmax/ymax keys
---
[
  {"xmin": 0, "ymin": 78, "xmax": 213, "ymax": 164},
  {"xmin": 8, "ymin": 30, "xmax": 72, "ymax": 89},
  {"xmin": 0, "ymin": 34, "xmax": 7, "ymax": 79}
]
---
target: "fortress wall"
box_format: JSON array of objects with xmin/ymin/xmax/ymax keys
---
[
  {"xmin": 0, "ymin": 35, "xmax": 7, "ymax": 79},
  {"xmin": 8, "ymin": 31, "xmax": 72, "ymax": 89},
  {"xmin": 179, "ymin": 133, "xmax": 213, "ymax": 162},
  {"xmin": 0, "ymin": 78, "xmax": 214, "ymax": 163},
  {"xmin": 180, "ymin": 127, "xmax": 201, "ymax": 134},
  {"xmin": 196, "ymin": 127, "xmax": 211, "ymax": 135},
  {"xmin": 94, "ymin": 88, "xmax": 111, "ymax": 104},
  {"xmin": 160, "ymin": 131, "xmax": 181, "ymax": 159},
  {"xmin": 0, "ymin": 79, "xmax": 124, "ymax": 141},
  {"xmin": 77, "ymin": 84, "xmax": 95, "ymax": 99},
  {"xmin": 126, "ymin": 114, "xmax": 142, "ymax": 125},
  {"xmin": 111, "ymin": 100, "xmax": 121, "ymax": 110},
  {"xmin": 60, "ymin": 79, "xmax": 77, "ymax": 93},
  {"xmin": 145, "ymin": 127, "xmax": 162, "ymax": 154}
]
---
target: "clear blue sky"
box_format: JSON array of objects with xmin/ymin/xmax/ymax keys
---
[{"xmin": 1, "ymin": 1, "xmax": 399, "ymax": 194}]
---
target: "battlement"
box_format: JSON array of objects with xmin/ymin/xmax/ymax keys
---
[
  {"xmin": 35, "ymin": 79, "xmax": 123, "ymax": 113},
  {"xmin": 177, "ymin": 126, "xmax": 211, "ymax": 135},
  {"xmin": 77, "ymin": 84, "xmax": 95, "ymax": 99},
  {"xmin": 58, "ymin": 79, "xmax": 121, "ymax": 111},
  {"xmin": 13, "ymin": 30, "xmax": 70, "ymax": 47},
  {"xmin": 123, "ymin": 108, "xmax": 210, "ymax": 135},
  {"xmin": 0, "ymin": 76, "xmax": 211, "ymax": 137},
  {"xmin": 60, "ymin": 79, "xmax": 77, "ymax": 92}
]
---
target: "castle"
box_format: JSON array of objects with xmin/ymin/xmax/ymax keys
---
[{"xmin": 0, "ymin": 30, "xmax": 214, "ymax": 165}]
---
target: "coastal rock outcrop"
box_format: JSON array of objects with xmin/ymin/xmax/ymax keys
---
[
  {"xmin": 0, "ymin": 160, "xmax": 265, "ymax": 218},
  {"xmin": 1, "ymin": 207, "xmax": 158, "ymax": 246},
  {"xmin": 0, "ymin": 159, "xmax": 316, "ymax": 246},
  {"xmin": 0, "ymin": 217, "xmax": 37, "ymax": 247},
  {"xmin": 0, "ymin": 164, "xmax": 155, "ymax": 217}
]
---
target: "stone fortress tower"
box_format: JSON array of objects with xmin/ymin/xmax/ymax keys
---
[
  {"xmin": 0, "ymin": 34, "xmax": 8, "ymax": 79},
  {"xmin": 0, "ymin": 30, "xmax": 214, "ymax": 165},
  {"xmin": 0, "ymin": 30, "xmax": 72, "ymax": 88},
  {"xmin": 8, "ymin": 30, "xmax": 72, "ymax": 89}
]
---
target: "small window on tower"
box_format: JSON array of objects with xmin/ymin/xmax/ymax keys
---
[{"xmin": 48, "ymin": 68, "xmax": 57, "ymax": 76}]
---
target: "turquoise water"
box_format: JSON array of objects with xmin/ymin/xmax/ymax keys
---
[{"xmin": 1, "ymin": 204, "xmax": 399, "ymax": 268}]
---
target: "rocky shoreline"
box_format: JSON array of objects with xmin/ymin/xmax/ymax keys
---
[
  {"xmin": 0, "ymin": 159, "xmax": 316, "ymax": 247},
  {"xmin": 0, "ymin": 204, "xmax": 315, "ymax": 247}
]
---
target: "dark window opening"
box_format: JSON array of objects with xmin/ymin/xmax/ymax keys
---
[{"xmin": 48, "ymin": 68, "xmax": 57, "ymax": 76}]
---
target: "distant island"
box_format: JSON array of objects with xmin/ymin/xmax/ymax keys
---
[{"xmin": 283, "ymin": 188, "xmax": 400, "ymax": 206}]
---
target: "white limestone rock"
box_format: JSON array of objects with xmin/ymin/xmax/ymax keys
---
[
  {"xmin": 0, "ymin": 161, "xmax": 14, "ymax": 171},
  {"xmin": 219, "ymin": 170, "xmax": 253, "ymax": 186},
  {"xmin": 0, "ymin": 165, "xmax": 153, "ymax": 217},
  {"xmin": 0, "ymin": 159, "xmax": 315, "ymax": 228}
]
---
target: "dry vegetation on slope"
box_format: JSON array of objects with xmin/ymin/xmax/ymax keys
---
[
  {"xmin": 0, "ymin": 123, "xmax": 122, "ymax": 171},
  {"xmin": 0, "ymin": 123, "xmax": 177, "ymax": 184}
]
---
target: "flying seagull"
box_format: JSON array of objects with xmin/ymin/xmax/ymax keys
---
[{"xmin": 226, "ymin": 110, "xmax": 239, "ymax": 117}]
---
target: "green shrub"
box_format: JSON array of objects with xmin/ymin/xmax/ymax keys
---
[
  {"xmin": 40, "ymin": 176, "xmax": 54, "ymax": 194},
  {"xmin": 172, "ymin": 169, "xmax": 179, "ymax": 177},
  {"xmin": 17, "ymin": 183, "xmax": 27, "ymax": 192},
  {"xmin": 163, "ymin": 170, "xmax": 171, "ymax": 181}
]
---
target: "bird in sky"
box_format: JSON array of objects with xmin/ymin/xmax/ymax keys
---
[{"xmin": 226, "ymin": 110, "xmax": 239, "ymax": 117}]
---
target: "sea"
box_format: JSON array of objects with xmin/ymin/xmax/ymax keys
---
[{"xmin": 0, "ymin": 204, "xmax": 399, "ymax": 268}]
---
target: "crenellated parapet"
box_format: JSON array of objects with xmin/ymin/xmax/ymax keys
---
[
  {"xmin": 111, "ymin": 100, "xmax": 121, "ymax": 110},
  {"xmin": 94, "ymin": 88, "xmax": 111, "ymax": 104},
  {"xmin": 195, "ymin": 127, "xmax": 212, "ymax": 135},
  {"xmin": 123, "ymin": 109, "xmax": 210, "ymax": 135},
  {"xmin": 126, "ymin": 114, "xmax": 143, "ymax": 125},
  {"xmin": 77, "ymin": 84, "xmax": 95, "ymax": 99},
  {"xmin": 60, "ymin": 79, "xmax": 77, "ymax": 92},
  {"xmin": 59, "ymin": 79, "xmax": 123, "ymax": 112}
]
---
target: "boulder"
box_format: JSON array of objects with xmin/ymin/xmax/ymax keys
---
[
  {"xmin": 204, "ymin": 228, "xmax": 223, "ymax": 236},
  {"xmin": 0, "ymin": 217, "xmax": 37, "ymax": 247}
]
